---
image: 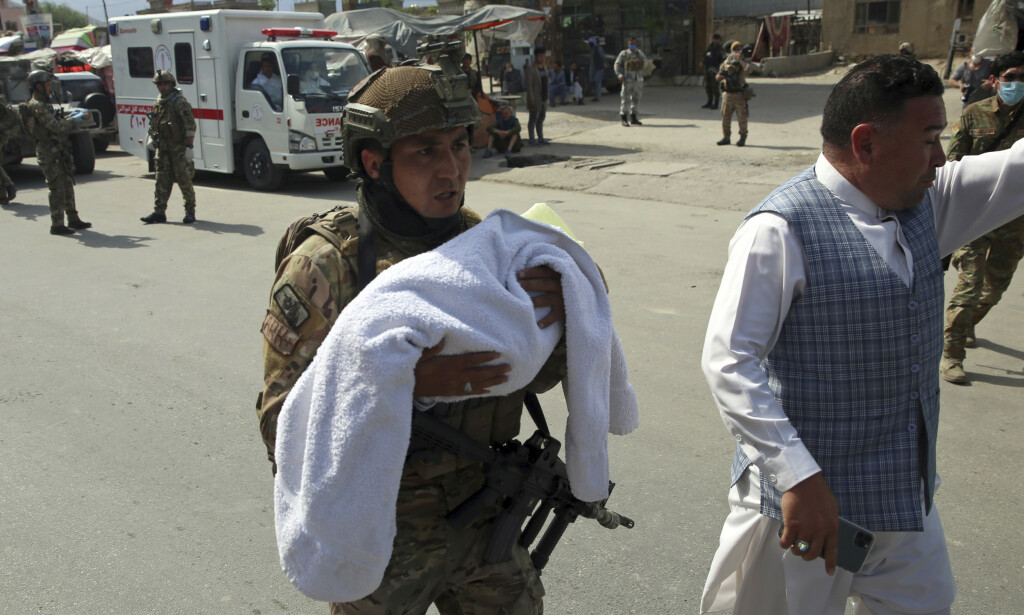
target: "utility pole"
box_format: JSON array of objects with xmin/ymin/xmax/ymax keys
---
[{"xmin": 102, "ymin": 0, "xmax": 109, "ymax": 24}]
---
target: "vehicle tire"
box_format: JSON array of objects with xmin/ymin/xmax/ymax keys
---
[
  {"xmin": 82, "ymin": 92, "xmax": 116, "ymax": 128},
  {"xmin": 323, "ymin": 166, "xmax": 349, "ymax": 182},
  {"xmin": 93, "ymin": 136, "xmax": 109, "ymax": 153},
  {"xmin": 243, "ymin": 138, "xmax": 284, "ymax": 191},
  {"xmin": 71, "ymin": 132, "xmax": 96, "ymax": 174}
]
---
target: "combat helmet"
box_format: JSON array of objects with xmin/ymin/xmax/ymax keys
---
[
  {"xmin": 27, "ymin": 70, "xmax": 52, "ymax": 87},
  {"xmin": 153, "ymin": 70, "xmax": 176, "ymax": 86},
  {"xmin": 341, "ymin": 36, "xmax": 480, "ymax": 175}
]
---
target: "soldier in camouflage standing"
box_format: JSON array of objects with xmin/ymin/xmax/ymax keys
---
[
  {"xmin": 141, "ymin": 70, "xmax": 197, "ymax": 224},
  {"xmin": 25, "ymin": 70, "xmax": 90, "ymax": 236},
  {"xmin": 258, "ymin": 45, "xmax": 568, "ymax": 613},
  {"xmin": 941, "ymin": 51, "xmax": 1024, "ymax": 384},
  {"xmin": 614, "ymin": 37, "xmax": 645, "ymax": 127},
  {"xmin": 0, "ymin": 94, "xmax": 19, "ymax": 206},
  {"xmin": 716, "ymin": 42, "xmax": 751, "ymax": 147}
]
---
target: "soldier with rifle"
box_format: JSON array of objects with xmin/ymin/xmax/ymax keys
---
[
  {"xmin": 259, "ymin": 37, "xmax": 635, "ymax": 614},
  {"xmin": 141, "ymin": 70, "xmax": 197, "ymax": 224},
  {"xmin": 25, "ymin": 70, "xmax": 91, "ymax": 236}
]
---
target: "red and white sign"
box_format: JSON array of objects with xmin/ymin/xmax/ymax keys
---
[{"xmin": 312, "ymin": 115, "xmax": 341, "ymax": 135}]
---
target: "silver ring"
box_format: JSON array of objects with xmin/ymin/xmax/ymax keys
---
[
  {"xmin": 464, "ymin": 381, "xmax": 472, "ymax": 393},
  {"xmin": 796, "ymin": 540, "xmax": 811, "ymax": 553}
]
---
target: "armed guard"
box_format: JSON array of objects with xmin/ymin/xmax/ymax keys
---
[
  {"xmin": 141, "ymin": 70, "xmax": 197, "ymax": 224},
  {"xmin": 25, "ymin": 70, "xmax": 90, "ymax": 235},
  {"xmin": 716, "ymin": 42, "xmax": 752, "ymax": 146},
  {"xmin": 259, "ymin": 39, "xmax": 588, "ymax": 614},
  {"xmin": 0, "ymin": 94, "xmax": 18, "ymax": 205},
  {"xmin": 614, "ymin": 37, "xmax": 646, "ymax": 126}
]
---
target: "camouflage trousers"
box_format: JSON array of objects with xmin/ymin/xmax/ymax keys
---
[
  {"xmin": 619, "ymin": 79, "xmax": 642, "ymax": 115},
  {"xmin": 330, "ymin": 464, "xmax": 544, "ymax": 615},
  {"xmin": 722, "ymin": 92, "xmax": 748, "ymax": 139},
  {"xmin": 37, "ymin": 145, "xmax": 80, "ymax": 227},
  {"xmin": 943, "ymin": 216, "xmax": 1024, "ymax": 360},
  {"xmin": 154, "ymin": 147, "xmax": 196, "ymax": 214}
]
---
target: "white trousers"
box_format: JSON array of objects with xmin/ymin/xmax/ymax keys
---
[{"xmin": 700, "ymin": 467, "xmax": 956, "ymax": 615}]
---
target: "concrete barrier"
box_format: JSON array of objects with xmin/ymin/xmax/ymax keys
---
[{"xmin": 760, "ymin": 50, "xmax": 836, "ymax": 77}]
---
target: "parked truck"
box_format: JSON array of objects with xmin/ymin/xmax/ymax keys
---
[{"xmin": 109, "ymin": 10, "xmax": 371, "ymax": 190}]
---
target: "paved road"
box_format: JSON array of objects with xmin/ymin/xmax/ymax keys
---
[{"xmin": 0, "ymin": 71, "xmax": 1021, "ymax": 614}]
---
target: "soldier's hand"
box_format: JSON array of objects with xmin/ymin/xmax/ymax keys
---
[
  {"xmin": 185, "ymin": 146, "xmax": 194, "ymax": 160},
  {"xmin": 146, "ymin": 136, "xmax": 156, "ymax": 152},
  {"xmin": 413, "ymin": 339, "xmax": 511, "ymax": 397},
  {"xmin": 518, "ymin": 266, "xmax": 565, "ymax": 329}
]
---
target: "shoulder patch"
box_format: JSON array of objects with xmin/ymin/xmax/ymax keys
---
[
  {"xmin": 273, "ymin": 284, "xmax": 310, "ymax": 328},
  {"xmin": 969, "ymin": 127, "xmax": 996, "ymax": 137},
  {"xmin": 261, "ymin": 311, "xmax": 300, "ymax": 356}
]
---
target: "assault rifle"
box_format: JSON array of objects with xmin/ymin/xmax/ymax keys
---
[{"xmin": 410, "ymin": 393, "xmax": 633, "ymax": 572}]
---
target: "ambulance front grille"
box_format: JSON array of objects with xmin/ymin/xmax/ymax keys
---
[{"xmin": 319, "ymin": 133, "xmax": 343, "ymax": 150}]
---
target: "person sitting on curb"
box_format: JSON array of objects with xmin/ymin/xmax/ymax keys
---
[{"xmin": 484, "ymin": 105, "xmax": 522, "ymax": 160}]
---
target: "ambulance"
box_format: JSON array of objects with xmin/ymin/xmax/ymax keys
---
[{"xmin": 109, "ymin": 10, "xmax": 371, "ymax": 190}]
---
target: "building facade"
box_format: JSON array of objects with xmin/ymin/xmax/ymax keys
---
[{"xmin": 822, "ymin": 0, "xmax": 992, "ymax": 60}]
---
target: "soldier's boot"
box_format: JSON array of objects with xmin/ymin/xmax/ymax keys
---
[
  {"xmin": 620, "ymin": 114, "xmax": 629, "ymax": 127},
  {"xmin": 141, "ymin": 212, "xmax": 167, "ymax": 224},
  {"xmin": 965, "ymin": 322, "xmax": 977, "ymax": 348},
  {"xmin": 940, "ymin": 357, "xmax": 968, "ymax": 385},
  {"xmin": 50, "ymin": 224, "xmax": 74, "ymax": 236},
  {"xmin": 183, "ymin": 211, "xmax": 196, "ymax": 224},
  {"xmin": 67, "ymin": 218, "xmax": 92, "ymax": 230},
  {"xmin": 717, "ymin": 136, "xmax": 731, "ymax": 146},
  {"xmin": 736, "ymin": 135, "xmax": 747, "ymax": 147},
  {"xmin": 6, "ymin": 184, "xmax": 15, "ymax": 202},
  {"xmin": 630, "ymin": 113, "xmax": 642, "ymax": 125},
  {"xmin": 702, "ymin": 98, "xmax": 713, "ymax": 108}
]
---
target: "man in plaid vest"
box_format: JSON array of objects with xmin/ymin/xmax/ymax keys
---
[{"xmin": 700, "ymin": 55, "xmax": 1024, "ymax": 614}]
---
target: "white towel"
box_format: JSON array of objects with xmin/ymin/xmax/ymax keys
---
[{"xmin": 274, "ymin": 209, "xmax": 639, "ymax": 602}]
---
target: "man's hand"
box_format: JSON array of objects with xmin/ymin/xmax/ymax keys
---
[
  {"xmin": 779, "ymin": 472, "xmax": 840, "ymax": 575},
  {"xmin": 517, "ymin": 266, "xmax": 565, "ymax": 329},
  {"xmin": 413, "ymin": 339, "xmax": 511, "ymax": 397}
]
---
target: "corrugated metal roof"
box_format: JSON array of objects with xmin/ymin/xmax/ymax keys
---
[{"xmin": 715, "ymin": 0, "xmax": 823, "ymax": 18}]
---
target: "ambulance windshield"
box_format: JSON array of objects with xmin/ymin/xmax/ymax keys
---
[{"xmin": 282, "ymin": 47, "xmax": 369, "ymax": 105}]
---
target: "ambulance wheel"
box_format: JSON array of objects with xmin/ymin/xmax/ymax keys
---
[
  {"xmin": 93, "ymin": 136, "xmax": 109, "ymax": 153},
  {"xmin": 323, "ymin": 166, "xmax": 349, "ymax": 182},
  {"xmin": 244, "ymin": 138, "xmax": 284, "ymax": 191},
  {"xmin": 71, "ymin": 133, "xmax": 96, "ymax": 174}
]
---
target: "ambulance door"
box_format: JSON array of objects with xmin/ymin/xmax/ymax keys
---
[
  {"xmin": 171, "ymin": 31, "xmax": 227, "ymax": 172},
  {"xmin": 236, "ymin": 49, "xmax": 286, "ymax": 152}
]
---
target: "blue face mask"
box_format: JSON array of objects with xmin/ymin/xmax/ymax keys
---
[
  {"xmin": 998, "ymin": 80, "xmax": 1024, "ymax": 106},
  {"xmin": 629, "ymin": 44, "xmax": 637, "ymax": 51}
]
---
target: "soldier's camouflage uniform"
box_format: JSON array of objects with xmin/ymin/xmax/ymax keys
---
[
  {"xmin": 943, "ymin": 95, "xmax": 1024, "ymax": 361},
  {"xmin": 26, "ymin": 91, "xmax": 85, "ymax": 228},
  {"xmin": 259, "ymin": 196, "xmax": 566, "ymax": 614},
  {"xmin": 0, "ymin": 96, "xmax": 19, "ymax": 202},
  {"xmin": 718, "ymin": 55, "xmax": 749, "ymax": 140},
  {"xmin": 614, "ymin": 48, "xmax": 645, "ymax": 116},
  {"xmin": 149, "ymin": 88, "xmax": 197, "ymax": 216}
]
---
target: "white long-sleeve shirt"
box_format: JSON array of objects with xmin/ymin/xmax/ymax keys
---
[{"xmin": 702, "ymin": 139, "xmax": 1024, "ymax": 493}]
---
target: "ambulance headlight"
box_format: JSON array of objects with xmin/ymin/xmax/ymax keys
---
[{"xmin": 289, "ymin": 130, "xmax": 317, "ymax": 153}]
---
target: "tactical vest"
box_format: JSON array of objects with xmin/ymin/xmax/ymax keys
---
[
  {"xmin": 152, "ymin": 92, "xmax": 185, "ymax": 145},
  {"xmin": 278, "ymin": 205, "xmax": 526, "ymax": 482}
]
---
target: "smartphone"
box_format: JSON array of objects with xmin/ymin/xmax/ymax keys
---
[{"xmin": 778, "ymin": 517, "xmax": 875, "ymax": 573}]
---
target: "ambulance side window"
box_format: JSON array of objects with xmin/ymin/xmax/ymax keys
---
[
  {"xmin": 128, "ymin": 47, "xmax": 155, "ymax": 79},
  {"xmin": 175, "ymin": 44, "xmax": 194, "ymax": 85}
]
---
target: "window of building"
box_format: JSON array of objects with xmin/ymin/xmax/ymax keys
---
[
  {"xmin": 174, "ymin": 43, "xmax": 194, "ymax": 84},
  {"xmin": 854, "ymin": 1, "xmax": 901, "ymax": 34},
  {"xmin": 127, "ymin": 47, "xmax": 154, "ymax": 78}
]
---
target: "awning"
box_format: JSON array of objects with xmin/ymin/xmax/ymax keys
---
[{"xmin": 325, "ymin": 6, "xmax": 545, "ymax": 59}]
